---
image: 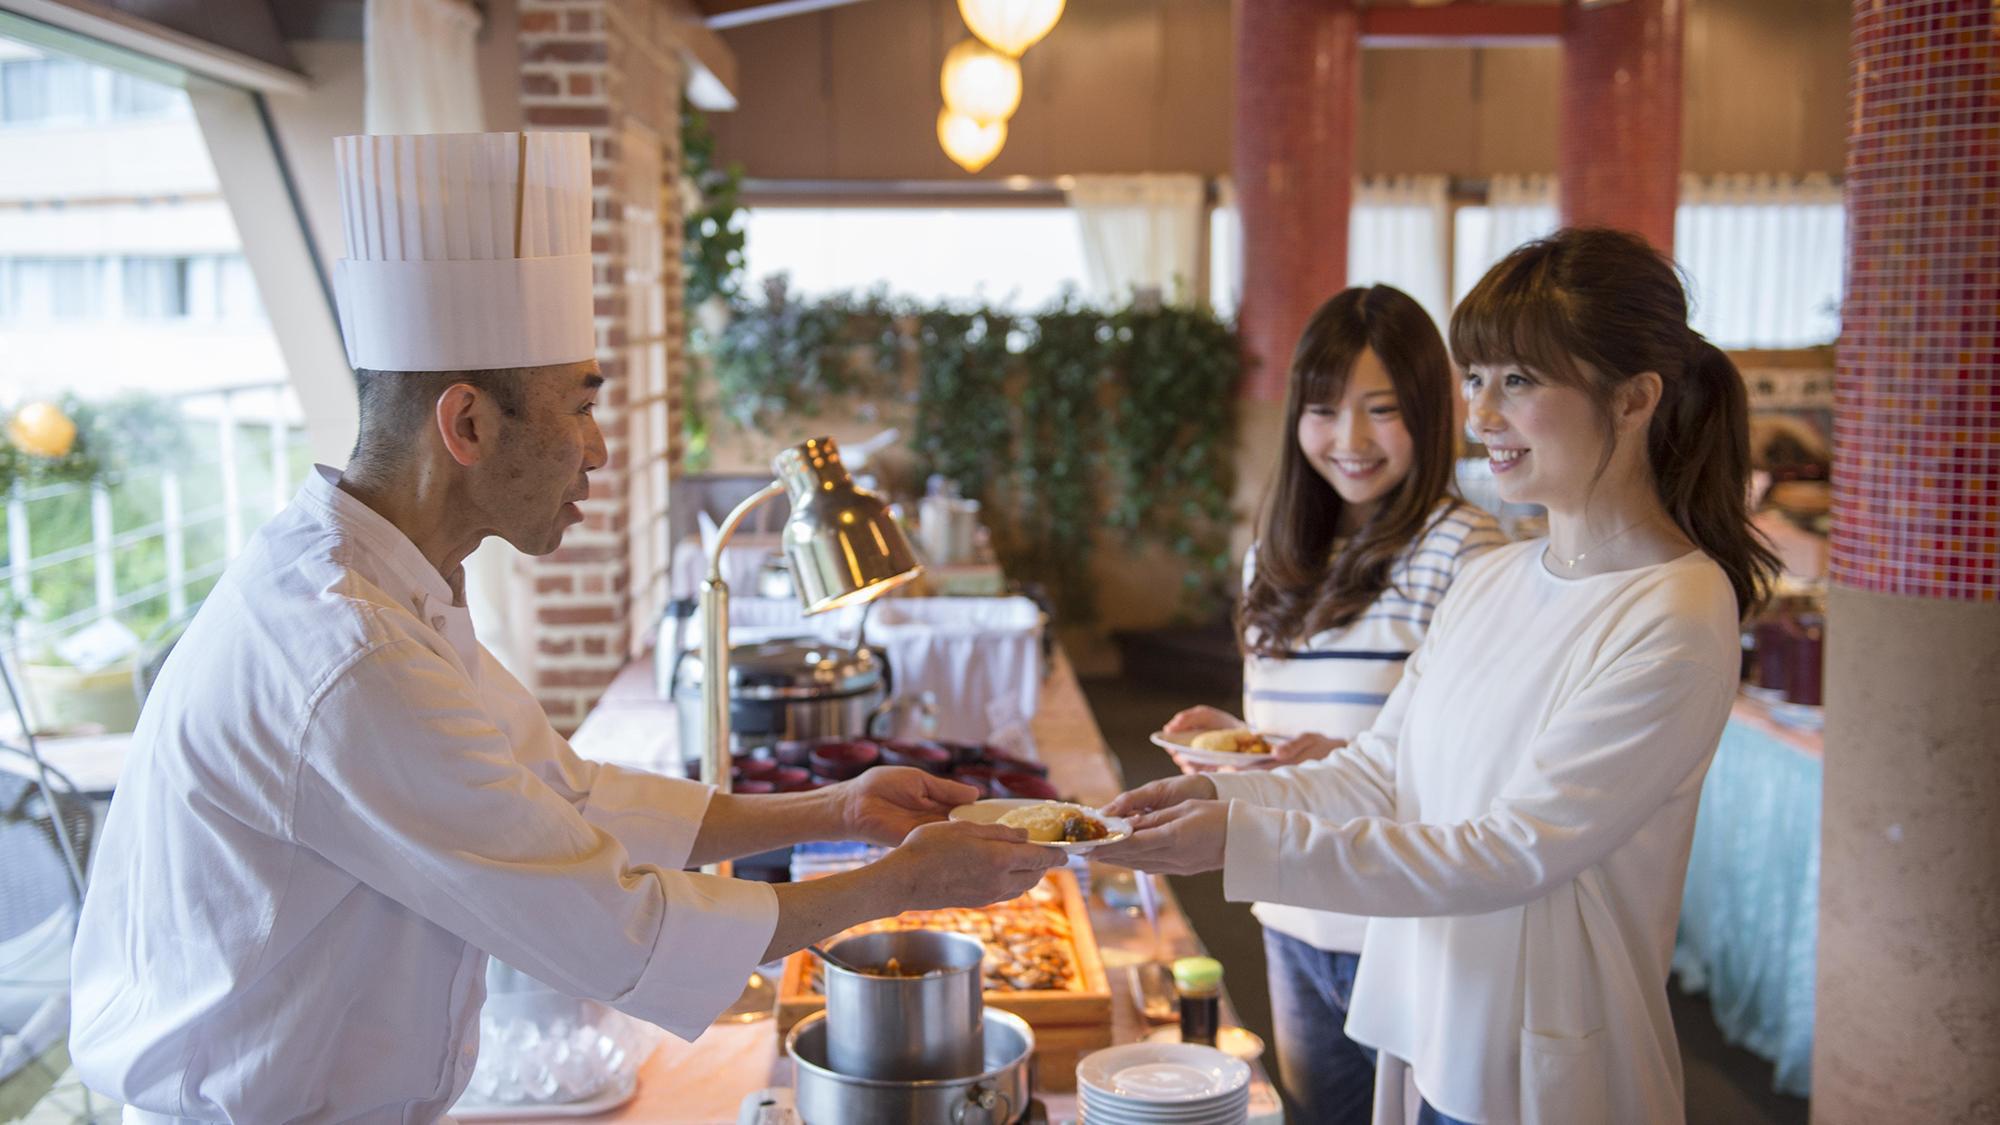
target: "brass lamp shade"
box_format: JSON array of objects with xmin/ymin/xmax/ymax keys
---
[{"xmin": 773, "ymin": 438, "xmax": 923, "ymax": 614}]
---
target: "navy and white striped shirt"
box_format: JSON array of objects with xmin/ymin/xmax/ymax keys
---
[{"xmin": 1242, "ymin": 497, "xmax": 1507, "ymax": 951}]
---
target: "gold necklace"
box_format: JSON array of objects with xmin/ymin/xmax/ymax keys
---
[{"xmin": 1547, "ymin": 518, "xmax": 1652, "ymax": 570}]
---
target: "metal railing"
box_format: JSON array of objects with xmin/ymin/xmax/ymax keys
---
[{"xmin": 1, "ymin": 381, "xmax": 302, "ymax": 653}]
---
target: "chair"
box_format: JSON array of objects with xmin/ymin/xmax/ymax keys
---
[{"xmin": 0, "ymin": 756, "xmax": 98, "ymax": 1120}]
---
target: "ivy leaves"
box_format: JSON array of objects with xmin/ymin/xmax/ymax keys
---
[{"xmin": 705, "ymin": 290, "xmax": 1242, "ymax": 624}]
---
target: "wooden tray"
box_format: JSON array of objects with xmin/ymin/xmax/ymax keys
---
[{"xmin": 776, "ymin": 868, "xmax": 1112, "ymax": 1090}]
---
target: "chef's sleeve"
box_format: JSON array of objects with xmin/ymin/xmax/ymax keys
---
[{"xmin": 289, "ymin": 637, "xmax": 778, "ymax": 1041}]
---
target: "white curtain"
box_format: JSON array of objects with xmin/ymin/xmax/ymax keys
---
[
  {"xmin": 1208, "ymin": 177, "xmax": 1240, "ymax": 318},
  {"xmin": 1676, "ymin": 174, "xmax": 1844, "ymax": 349},
  {"xmin": 1350, "ymin": 175, "xmax": 1451, "ymax": 328},
  {"xmin": 1066, "ymin": 174, "xmax": 1207, "ymax": 307},
  {"xmin": 364, "ymin": 0, "xmax": 484, "ymax": 135},
  {"xmin": 1452, "ymin": 173, "xmax": 1559, "ymax": 305}
]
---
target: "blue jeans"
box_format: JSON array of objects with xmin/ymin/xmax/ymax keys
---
[{"xmin": 1263, "ymin": 930, "xmax": 1376, "ymax": 1125}]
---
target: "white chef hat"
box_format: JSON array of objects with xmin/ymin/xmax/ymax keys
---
[{"xmin": 332, "ymin": 132, "xmax": 594, "ymax": 373}]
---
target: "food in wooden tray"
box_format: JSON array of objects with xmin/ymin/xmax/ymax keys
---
[
  {"xmin": 1189, "ymin": 728, "xmax": 1271, "ymax": 755},
  {"xmin": 808, "ymin": 880, "xmax": 1079, "ymax": 993},
  {"xmin": 997, "ymin": 802, "xmax": 1113, "ymax": 844}
]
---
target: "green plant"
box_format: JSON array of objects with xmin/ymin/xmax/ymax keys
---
[
  {"xmin": 679, "ymin": 99, "xmax": 748, "ymax": 472},
  {"xmin": 1012, "ymin": 303, "xmax": 1111, "ymax": 620},
  {"xmin": 1105, "ymin": 305, "xmax": 1239, "ymax": 607},
  {"xmin": 701, "ymin": 289, "xmax": 1244, "ymax": 623},
  {"xmin": 708, "ymin": 284, "xmax": 903, "ymax": 434}
]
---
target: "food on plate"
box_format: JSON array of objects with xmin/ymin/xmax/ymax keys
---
[
  {"xmin": 808, "ymin": 878, "xmax": 1078, "ymax": 993},
  {"xmin": 997, "ymin": 802, "xmax": 1113, "ymax": 844},
  {"xmin": 1188, "ymin": 728, "xmax": 1271, "ymax": 755}
]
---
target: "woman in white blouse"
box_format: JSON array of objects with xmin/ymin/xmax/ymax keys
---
[
  {"xmin": 1163, "ymin": 284, "xmax": 1504, "ymax": 1124},
  {"xmin": 1102, "ymin": 228, "xmax": 1778, "ymax": 1125}
]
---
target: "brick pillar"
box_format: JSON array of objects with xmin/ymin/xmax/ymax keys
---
[
  {"xmin": 1813, "ymin": 0, "xmax": 2000, "ymax": 1117},
  {"xmin": 1233, "ymin": 0, "xmax": 1357, "ymax": 403},
  {"xmin": 519, "ymin": 0, "xmax": 688, "ymax": 731},
  {"xmin": 1558, "ymin": 0, "xmax": 1685, "ymax": 249}
]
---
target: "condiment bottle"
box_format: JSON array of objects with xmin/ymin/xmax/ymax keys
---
[{"xmin": 1172, "ymin": 956, "xmax": 1223, "ymax": 1047}]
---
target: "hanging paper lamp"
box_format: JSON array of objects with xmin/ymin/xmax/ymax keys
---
[
  {"xmin": 941, "ymin": 39, "xmax": 1022, "ymax": 124},
  {"xmin": 937, "ymin": 108, "xmax": 1007, "ymax": 173},
  {"xmin": 957, "ymin": 0, "xmax": 1064, "ymax": 57}
]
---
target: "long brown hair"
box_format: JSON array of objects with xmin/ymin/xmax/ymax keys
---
[
  {"xmin": 1449, "ymin": 227, "xmax": 1778, "ymax": 618},
  {"xmin": 1238, "ymin": 285, "xmax": 1462, "ymax": 656}
]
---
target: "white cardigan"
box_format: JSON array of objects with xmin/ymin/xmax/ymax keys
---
[{"xmin": 1212, "ymin": 542, "xmax": 1740, "ymax": 1125}]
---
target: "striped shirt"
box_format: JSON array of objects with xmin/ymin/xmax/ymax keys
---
[{"xmin": 1242, "ymin": 498, "xmax": 1507, "ymax": 952}]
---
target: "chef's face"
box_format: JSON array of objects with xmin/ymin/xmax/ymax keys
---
[
  {"xmin": 1295, "ymin": 347, "xmax": 1414, "ymax": 526},
  {"xmin": 485, "ymin": 361, "xmax": 607, "ymax": 555},
  {"xmin": 1462, "ymin": 359, "xmax": 1606, "ymax": 511}
]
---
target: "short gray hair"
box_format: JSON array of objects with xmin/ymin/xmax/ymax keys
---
[{"xmin": 347, "ymin": 367, "xmax": 529, "ymax": 475}]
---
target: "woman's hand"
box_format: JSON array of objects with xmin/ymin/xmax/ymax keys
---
[
  {"xmin": 1269, "ymin": 732, "xmax": 1346, "ymax": 765},
  {"xmin": 1093, "ymin": 801, "xmax": 1229, "ymax": 876},
  {"xmin": 1102, "ymin": 773, "xmax": 1217, "ymax": 819},
  {"xmin": 1161, "ymin": 706, "xmax": 1244, "ymax": 735}
]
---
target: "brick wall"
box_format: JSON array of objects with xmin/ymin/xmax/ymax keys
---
[{"xmin": 518, "ymin": 0, "xmax": 687, "ymax": 731}]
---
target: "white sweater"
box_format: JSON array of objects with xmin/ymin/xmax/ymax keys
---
[
  {"xmin": 1242, "ymin": 499, "xmax": 1506, "ymax": 952},
  {"xmin": 1213, "ymin": 542, "xmax": 1740, "ymax": 1125}
]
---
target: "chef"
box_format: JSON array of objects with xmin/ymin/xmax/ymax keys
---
[{"xmin": 68, "ymin": 132, "xmax": 1061, "ymax": 1123}]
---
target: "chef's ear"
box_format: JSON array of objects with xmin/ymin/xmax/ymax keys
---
[{"xmin": 435, "ymin": 381, "xmax": 498, "ymax": 467}]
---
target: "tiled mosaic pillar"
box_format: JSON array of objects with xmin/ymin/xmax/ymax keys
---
[
  {"xmin": 1232, "ymin": 0, "xmax": 1357, "ymax": 403},
  {"xmin": 1557, "ymin": 0, "xmax": 1685, "ymax": 249},
  {"xmin": 518, "ymin": 0, "xmax": 688, "ymax": 732},
  {"xmin": 1814, "ymin": 0, "xmax": 2000, "ymax": 1116}
]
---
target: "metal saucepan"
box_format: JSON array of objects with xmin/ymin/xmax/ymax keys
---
[
  {"xmin": 787, "ymin": 1008, "xmax": 1034, "ymax": 1125},
  {"xmin": 821, "ymin": 929, "xmax": 985, "ymax": 1081}
]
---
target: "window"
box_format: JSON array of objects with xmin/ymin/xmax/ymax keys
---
[
  {"xmin": 0, "ymin": 52, "xmax": 187, "ymax": 126},
  {"xmin": 122, "ymin": 256, "xmax": 191, "ymax": 318},
  {"xmin": 741, "ymin": 207, "xmax": 1091, "ymax": 309},
  {"xmin": 0, "ymin": 257, "xmax": 105, "ymax": 320},
  {"xmin": 0, "ymin": 58, "xmax": 93, "ymax": 123}
]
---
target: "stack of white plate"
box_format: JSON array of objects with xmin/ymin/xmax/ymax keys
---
[{"xmin": 1076, "ymin": 1042, "xmax": 1252, "ymax": 1124}]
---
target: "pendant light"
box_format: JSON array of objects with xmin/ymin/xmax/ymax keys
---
[
  {"xmin": 940, "ymin": 38, "xmax": 1022, "ymax": 124},
  {"xmin": 936, "ymin": 108, "xmax": 1007, "ymax": 173},
  {"xmin": 957, "ymin": 0, "xmax": 1064, "ymax": 57}
]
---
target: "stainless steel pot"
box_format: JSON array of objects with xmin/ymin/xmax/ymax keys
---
[
  {"xmin": 823, "ymin": 930, "xmax": 985, "ymax": 1080},
  {"xmin": 787, "ymin": 1009, "xmax": 1034, "ymax": 1125},
  {"xmin": 670, "ymin": 638, "xmax": 890, "ymax": 772}
]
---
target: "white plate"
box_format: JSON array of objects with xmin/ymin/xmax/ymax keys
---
[
  {"xmin": 1144, "ymin": 1024, "xmax": 1265, "ymax": 1061},
  {"xmin": 948, "ymin": 798, "xmax": 1131, "ymax": 852},
  {"xmin": 1149, "ymin": 728, "xmax": 1279, "ymax": 767},
  {"xmin": 1080, "ymin": 1086, "xmax": 1250, "ymax": 1124},
  {"xmin": 1077, "ymin": 1042, "xmax": 1252, "ymax": 1104}
]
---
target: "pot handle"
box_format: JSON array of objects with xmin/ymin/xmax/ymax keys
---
[{"xmin": 952, "ymin": 1085, "xmax": 1011, "ymax": 1125}]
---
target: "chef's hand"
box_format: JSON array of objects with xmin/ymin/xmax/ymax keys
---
[
  {"xmin": 1092, "ymin": 801, "xmax": 1229, "ymax": 876},
  {"xmin": 1161, "ymin": 706, "xmax": 1243, "ymax": 734},
  {"xmin": 883, "ymin": 821, "xmax": 1066, "ymax": 911},
  {"xmin": 835, "ymin": 767, "xmax": 981, "ymax": 846},
  {"xmin": 1101, "ymin": 773, "xmax": 1216, "ymax": 819}
]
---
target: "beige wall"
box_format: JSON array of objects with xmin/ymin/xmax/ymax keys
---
[{"xmin": 711, "ymin": 0, "xmax": 1847, "ymax": 180}]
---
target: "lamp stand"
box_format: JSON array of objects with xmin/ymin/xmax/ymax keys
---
[{"xmin": 699, "ymin": 482, "xmax": 784, "ymax": 1024}]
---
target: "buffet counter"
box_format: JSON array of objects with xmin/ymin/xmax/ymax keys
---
[{"xmin": 492, "ymin": 648, "xmax": 1282, "ymax": 1124}]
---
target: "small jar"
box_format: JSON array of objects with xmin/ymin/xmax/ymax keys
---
[{"xmin": 1172, "ymin": 956, "xmax": 1223, "ymax": 1048}]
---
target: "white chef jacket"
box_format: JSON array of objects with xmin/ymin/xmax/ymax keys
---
[
  {"xmin": 1214, "ymin": 543, "xmax": 1740, "ymax": 1124},
  {"xmin": 70, "ymin": 466, "xmax": 779, "ymax": 1123}
]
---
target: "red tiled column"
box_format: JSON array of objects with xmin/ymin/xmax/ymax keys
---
[
  {"xmin": 1814, "ymin": 0, "xmax": 2000, "ymax": 1116},
  {"xmin": 1233, "ymin": 0, "xmax": 1357, "ymax": 402},
  {"xmin": 1557, "ymin": 0, "xmax": 1685, "ymax": 249},
  {"xmin": 518, "ymin": 0, "xmax": 688, "ymax": 731}
]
